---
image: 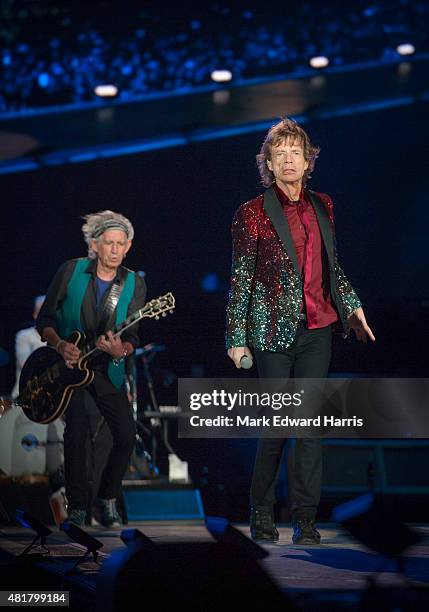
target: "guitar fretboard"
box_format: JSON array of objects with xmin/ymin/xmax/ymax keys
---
[{"xmin": 82, "ymin": 309, "xmax": 145, "ymax": 359}]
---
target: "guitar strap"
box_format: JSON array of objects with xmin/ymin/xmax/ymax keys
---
[
  {"xmin": 101, "ymin": 271, "xmax": 136, "ymax": 390},
  {"xmin": 96, "ymin": 276, "xmax": 127, "ymax": 337}
]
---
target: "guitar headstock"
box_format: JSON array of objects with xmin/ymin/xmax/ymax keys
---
[{"xmin": 140, "ymin": 292, "xmax": 175, "ymax": 320}]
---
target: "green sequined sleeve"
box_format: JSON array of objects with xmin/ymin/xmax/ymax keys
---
[
  {"xmin": 225, "ymin": 204, "xmax": 259, "ymax": 348},
  {"xmin": 333, "ymin": 224, "xmax": 362, "ymax": 319}
]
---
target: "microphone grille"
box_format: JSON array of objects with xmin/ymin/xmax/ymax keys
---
[{"xmin": 240, "ymin": 355, "xmax": 253, "ymax": 369}]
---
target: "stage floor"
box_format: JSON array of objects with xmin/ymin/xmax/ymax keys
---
[{"xmin": 1, "ymin": 522, "xmax": 428, "ymax": 609}]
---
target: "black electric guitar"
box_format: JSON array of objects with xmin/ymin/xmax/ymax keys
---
[{"xmin": 15, "ymin": 293, "xmax": 175, "ymax": 424}]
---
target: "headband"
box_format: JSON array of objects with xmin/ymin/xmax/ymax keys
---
[{"xmin": 92, "ymin": 220, "xmax": 130, "ymax": 239}]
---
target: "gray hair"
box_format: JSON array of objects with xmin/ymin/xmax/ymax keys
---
[{"xmin": 82, "ymin": 210, "xmax": 134, "ymax": 259}]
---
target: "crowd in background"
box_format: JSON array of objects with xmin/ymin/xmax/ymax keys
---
[{"xmin": 0, "ymin": 0, "xmax": 427, "ymax": 113}]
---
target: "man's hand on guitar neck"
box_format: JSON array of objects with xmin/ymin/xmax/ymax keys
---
[{"xmin": 96, "ymin": 331, "xmax": 132, "ymax": 360}]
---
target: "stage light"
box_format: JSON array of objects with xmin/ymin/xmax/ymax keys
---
[
  {"xmin": 61, "ymin": 521, "xmax": 103, "ymax": 554},
  {"xmin": 309, "ymin": 56, "xmax": 329, "ymax": 69},
  {"xmin": 37, "ymin": 73, "xmax": 50, "ymax": 88},
  {"xmin": 61, "ymin": 521, "xmax": 103, "ymax": 571},
  {"xmin": 94, "ymin": 84, "xmax": 118, "ymax": 98},
  {"xmin": 120, "ymin": 528, "xmax": 155, "ymax": 549},
  {"xmin": 397, "ymin": 43, "xmax": 415, "ymax": 56},
  {"xmin": 332, "ymin": 493, "xmax": 421, "ymax": 558},
  {"xmin": 16, "ymin": 509, "xmax": 52, "ymax": 538},
  {"xmin": 201, "ymin": 272, "xmax": 220, "ymax": 292},
  {"xmin": 205, "ymin": 516, "xmax": 267, "ymax": 560},
  {"xmin": 98, "ymin": 522, "xmax": 287, "ymax": 611},
  {"xmin": 15, "ymin": 509, "xmax": 52, "ymax": 556},
  {"xmin": 211, "ymin": 70, "xmax": 232, "ymax": 83}
]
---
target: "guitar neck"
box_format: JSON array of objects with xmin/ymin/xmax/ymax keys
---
[
  {"xmin": 83, "ymin": 311, "xmax": 143, "ymax": 360},
  {"xmin": 75, "ymin": 292, "xmax": 174, "ymax": 361}
]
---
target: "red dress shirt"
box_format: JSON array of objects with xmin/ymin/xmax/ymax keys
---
[{"xmin": 274, "ymin": 184, "xmax": 338, "ymax": 329}]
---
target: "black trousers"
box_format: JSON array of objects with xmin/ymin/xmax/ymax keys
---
[
  {"xmin": 63, "ymin": 375, "xmax": 136, "ymax": 511},
  {"xmin": 250, "ymin": 323, "xmax": 332, "ymax": 521}
]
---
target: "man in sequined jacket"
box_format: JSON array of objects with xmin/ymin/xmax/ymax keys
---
[{"xmin": 226, "ymin": 117, "xmax": 375, "ymax": 545}]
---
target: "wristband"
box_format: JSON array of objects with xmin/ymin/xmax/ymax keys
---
[{"xmin": 112, "ymin": 347, "xmax": 128, "ymax": 366}]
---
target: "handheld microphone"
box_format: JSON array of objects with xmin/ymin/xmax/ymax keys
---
[{"xmin": 240, "ymin": 355, "xmax": 253, "ymax": 369}]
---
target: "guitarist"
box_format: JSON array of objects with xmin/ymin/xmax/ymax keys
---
[{"xmin": 36, "ymin": 210, "xmax": 146, "ymax": 527}]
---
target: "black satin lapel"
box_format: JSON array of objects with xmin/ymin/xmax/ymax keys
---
[
  {"xmin": 307, "ymin": 191, "xmax": 335, "ymax": 269},
  {"xmin": 263, "ymin": 188, "xmax": 300, "ymax": 277}
]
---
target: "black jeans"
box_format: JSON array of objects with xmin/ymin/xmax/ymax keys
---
[
  {"xmin": 250, "ymin": 323, "xmax": 332, "ymax": 521},
  {"xmin": 63, "ymin": 376, "xmax": 135, "ymax": 511}
]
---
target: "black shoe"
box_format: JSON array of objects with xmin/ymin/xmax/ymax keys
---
[
  {"xmin": 66, "ymin": 509, "xmax": 86, "ymax": 527},
  {"xmin": 98, "ymin": 498, "xmax": 122, "ymax": 528},
  {"xmin": 292, "ymin": 517, "xmax": 321, "ymax": 545},
  {"xmin": 250, "ymin": 507, "xmax": 279, "ymax": 542}
]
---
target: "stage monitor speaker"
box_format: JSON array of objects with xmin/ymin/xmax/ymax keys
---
[
  {"xmin": 122, "ymin": 482, "xmax": 205, "ymax": 521},
  {"xmin": 322, "ymin": 440, "xmax": 429, "ymax": 494},
  {"xmin": 97, "ymin": 524, "xmax": 291, "ymax": 612}
]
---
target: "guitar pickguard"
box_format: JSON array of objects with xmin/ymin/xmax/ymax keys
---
[{"xmin": 18, "ymin": 345, "xmax": 93, "ymax": 423}]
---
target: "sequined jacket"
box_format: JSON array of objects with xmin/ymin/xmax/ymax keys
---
[{"xmin": 225, "ymin": 187, "xmax": 361, "ymax": 351}]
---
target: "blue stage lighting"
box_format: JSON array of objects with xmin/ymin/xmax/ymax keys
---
[
  {"xmin": 331, "ymin": 492, "xmax": 374, "ymax": 522},
  {"xmin": 201, "ymin": 273, "xmax": 220, "ymax": 292},
  {"xmin": 37, "ymin": 73, "xmax": 50, "ymax": 88}
]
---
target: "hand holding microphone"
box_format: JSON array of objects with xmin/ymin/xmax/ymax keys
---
[{"xmin": 227, "ymin": 347, "xmax": 253, "ymax": 369}]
